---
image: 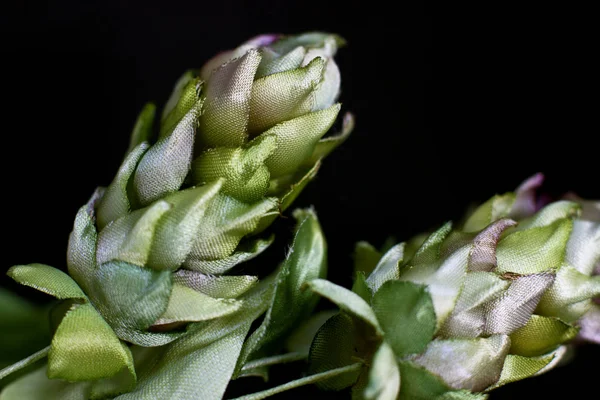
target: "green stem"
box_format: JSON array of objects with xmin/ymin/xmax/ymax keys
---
[
  {"xmin": 231, "ymin": 363, "xmax": 363, "ymax": 400},
  {"xmin": 0, "ymin": 345, "xmax": 50, "ymax": 380},
  {"xmin": 241, "ymin": 352, "xmax": 308, "ymax": 372}
]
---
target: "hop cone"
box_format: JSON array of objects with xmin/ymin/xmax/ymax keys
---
[
  {"xmin": 0, "ymin": 32, "xmax": 349, "ymax": 398},
  {"xmin": 293, "ymin": 174, "xmax": 599, "ymax": 400}
]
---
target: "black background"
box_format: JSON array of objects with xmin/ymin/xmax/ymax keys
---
[{"xmin": 1, "ymin": 1, "xmax": 597, "ymax": 398}]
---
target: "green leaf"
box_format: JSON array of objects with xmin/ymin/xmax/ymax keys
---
[
  {"xmin": 248, "ymin": 57, "xmax": 325, "ymax": 134},
  {"xmin": 414, "ymin": 335, "xmax": 510, "ymax": 392},
  {"xmin": 173, "ymin": 270, "xmax": 257, "ymax": 298},
  {"xmin": 496, "ymin": 218, "xmax": 572, "ymax": 274},
  {"xmin": 353, "ymin": 241, "xmax": 382, "ymax": 277},
  {"xmin": 154, "ymin": 283, "xmax": 242, "ymax": 325},
  {"xmin": 134, "ymin": 106, "xmax": 199, "ymax": 205},
  {"xmin": 88, "ymin": 261, "xmax": 174, "ymax": 346},
  {"xmin": 366, "ymin": 243, "xmax": 404, "ymax": 293},
  {"xmin": 199, "ymin": 49, "xmax": 261, "ymax": 147},
  {"xmin": 48, "ymin": 303, "xmax": 135, "ymax": 383},
  {"xmin": 7, "ymin": 264, "xmax": 86, "ymax": 300},
  {"xmin": 185, "ymin": 194, "xmax": 278, "ymax": 265},
  {"xmin": 509, "ymin": 315, "xmax": 578, "ymax": 357},
  {"xmin": 264, "ymin": 104, "xmax": 340, "ymax": 178},
  {"xmin": 285, "ymin": 310, "xmax": 337, "ymax": 354},
  {"xmin": 398, "ymin": 361, "xmax": 451, "ymax": 400},
  {"xmin": 372, "ymin": 281, "xmax": 436, "ymax": 357},
  {"xmin": 192, "ymin": 134, "xmax": 276, "ymax": 202},
  {"xmin": 67, "ymin": 189, "xmax": 103, "ymax": 293},
  {"xmin": 97, "ymin": 142, "xmax": 150, "ymax": 230},
  {"xmin": 236, "ymin": 209, "xmax": 327, "ymax": 370},
  {"xmin": 184, "ymin": 235, "xmax": 274, "ymax": 275},
  {"xmin": 308, "ymin": 313, "xmax": 365, "ymax": 390},
  {"xmin": 364, "ymin": 342, "xmax": 400, "ymax": 400},
  {"xmin": 306, "ymin": 279, "xmax": 381, "ymax": 333},
  {"xmin": 352, "ymin": 271, "xmax": 372, "ymax": 303},
  {"xmin": 128, "ymin": 102, "xmax": 156, "ymax": 152}
]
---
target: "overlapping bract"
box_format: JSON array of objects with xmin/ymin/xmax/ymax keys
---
[
  {"xmin": 290, "ymin": 174, "xmax": 599, "ymax": 399},
  {"xmin": 1, "ymin": 32, "xmax": 350, "ymax": 398}
]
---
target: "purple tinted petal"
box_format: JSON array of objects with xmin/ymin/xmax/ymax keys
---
[{"xmin": 510, "ymin": 173, "xmax": 545, "ymax": 219}]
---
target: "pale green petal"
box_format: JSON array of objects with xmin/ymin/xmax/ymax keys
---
[
  {"xmin": 154, "ymin": 283, "xmax": 242, "ymax": 325},
  {"xmin": 414, "ymin": 335, "xmax": 510, "ymax": 392},
  {"xmin": 439, "ymin": 272, "xmax": 509, "ymax": 338},
  {"xmin": 184, "ymin": 235, "xmax": 273, "ymax": 275},
  {"xmin": 159, "ymin": 78, "xmax": 200, "ymax": 138},
  {"xmin": 496, "ymin": 219, "xmax": 572, "ymax": 274},
  {"xmin": 263, "ymin": 104, "xmax": 340, "ymax": 178},
  {"xmin": 537, "ymin": 264, "xmax": 600, "ymax": 322},
  {"xmin": 256, "ymin": 46, "xmax": 306, "ymax": 78},
  {"xmin": 173, "ymin": 270, "xmax": 257, "ymax": 298},
  {"xmin": 514, "ymin": 200, "xmax": 580, "ymax": 231},
  {"xmin": 463, "ymin": 194, "xmax": 515, "ymax": 233},
  {"xmin": 565, "ymin": 220, "xmax": 600, "ymax": 275},
  {"xmin": 147, "ymin": 181, "xmax": 223, "ymax": 270},
  {"xmin": 285, "ymin": 310, "xmax": 337, "ymax": 354},
  {"xmin": 485, "ymin": 346, "xmax": 566, "ymax": 391},
  {"xmin": 364, "ymin": 342, "xmax": 400, "ymax": 400},
  {"xmin": 248, "ymin": 57, "xmax": 325, "ymax": 134},
  {"xmin": 199, "ymin": 49, "xmax": 261, "ymax": 147},
  {"xmin": 67, "ymin": 189, "xmax": 103, "ymax": 292},
  {"xmin": 411, "ymin": 222, "xmax": 453, "ymax": 265},
  {"xmin": 128, "ymin": 103, "xmax": 155, "ymax": 153},
  {"xmin": 160, "ymin": 70, "xmax": 195, "ymax": 121},
  {"xmin": 509, "ymin": 315, "xmax": 578, "ymax": 356},
  {"xmin": 0, "ymin": 366, "xmax": 89, "ymax": 400},
  {"xmin": 366, "ymin": 243, "xmax": 404, "ymax": 293},
  {"xmin": 96, "ymin": 201, "xmax": 172, "ymax": 267},
  {"xmin": 185, "ymin": 194, "xmax": 277, "ymax": 263},
  {"xmin": 192, "ymin": 134, "xmax": 276, "ymax": 202},
  {"xmin": 97, "ymin": 143, "xmax": 150, "ymax": 230},
  {"xmin": 134, "ymin": 106, "xmax": 199, "ymax": 205},
  {"xmin": 400, "ymin": 245, "xmax": 470, "ymax": 328}
]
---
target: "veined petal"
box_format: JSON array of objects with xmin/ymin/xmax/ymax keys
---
[{"xmin": 256, "ymin": 46, "xmax": 306, "ymax": 79}]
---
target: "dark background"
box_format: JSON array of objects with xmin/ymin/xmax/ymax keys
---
[{"xmin": 0, "ymin": 1, "xmax": 597, "ymax": 398}]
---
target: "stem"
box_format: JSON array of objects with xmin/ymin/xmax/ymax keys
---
[
  {"xmin": 241, "ymin": 352, "xmax": 308, "ymax": 372},
  {"xmin": 0, "ymin": 345, "xmax": 50, "ymax": 380},
  {"xmin": 231, "ymin": 363, "xmax": 363, "ymax": 400}
]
